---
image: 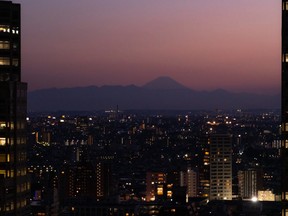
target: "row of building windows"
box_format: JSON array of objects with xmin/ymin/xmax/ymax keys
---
[
  {"xmin": 0, "ymin": 41, "xmax": 9, "ymax": 49},
  {"xmin": 0, "ymin": 41, "xmax": 18, "ymax": 49},
  {"xmin": 0, "ymin": 169, "xmax": 13, "ymax": 178},
  {"xmin": 0, "ymin": 121, "xmax": 7, "ymax": 129},
  {"xmin": 17, "ymin": 182, "xmax": 29, "ymax": 193},
  {"xmin": 0, "ymin": 137, "xmax": 26, "ymax": 146},
  {"xmin": 0, "ymin": 153, "xmax": 10, "ymax": 162},
  {"xmin": 0, "ymin": 25, "xmax": 19, "ymax": 34},
  {"xmin": 0, "ymin": 57, "xmax": 19, "ymax": 66}
]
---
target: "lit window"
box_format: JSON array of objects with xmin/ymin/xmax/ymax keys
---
[
  {"xmin": 11, "ymin": 27, "xmax": 19, "ymax": 34},
  {"xmin": 285, "ymin": 54, "xmax": 288, "ymax": 63},
  {"xmin": 0, "ymin": 138, "xmax": 6, "ymax": 145},
  {"xmin": 285, "ymin": 140, "xmax": 288, "ymax": 148},
  {"xmin": 157, "ymin": 186, "xmax": 164, "ymax": 195},
  {"xmin": 0, "ymin": 122, "xmax": 6, "ymax": 129},
  {"xmin": 0, "ymin": 170, "xmax": 6, "ymax": 177},
  {"xmin": 286, "ymin": 2, "xmax": 288, "ymax": 10},
  {"xmin": 0, "ymin": 57, "xmax": 10, "ymax": 66},
  {"xmin": 0, "ymin": 41, "xmax": 10, "ymax": 49},
  {"xmin": 0, "ymin": 25, "xmax": 10, "ymax": 33}
]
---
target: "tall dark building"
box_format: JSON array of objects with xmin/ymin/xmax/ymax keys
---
[
  {"xmin": 209, "ymin": 133, "xmax": 232, "ymax": 200},
  {"xmin": 283, "ymin": 1, "xmax": 288, "ymax": 216},
  {"xmin": 0, "ymin": 1, "xmax": 30, "ymax": 215}
]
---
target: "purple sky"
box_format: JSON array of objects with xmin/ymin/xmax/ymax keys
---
[{"xmin": 17, "ymin": 0, "xmax": 281, "ymax": 94}]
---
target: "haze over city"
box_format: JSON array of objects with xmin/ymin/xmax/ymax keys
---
[{"xmin": 18, "ymin": 0, "xmax": 280, "ymax": 94}]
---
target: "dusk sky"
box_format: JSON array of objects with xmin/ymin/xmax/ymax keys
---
[{"xmin": 18, "ymin": 0, "xmax": 281, "ymax": 94}]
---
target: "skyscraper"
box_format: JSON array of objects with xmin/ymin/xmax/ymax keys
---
[
  {"xmin": 209, "ymin": 133, "xmax": 232, "ymax": 200},
  {"xmin": 283, "ymin": 1, "xmax": 288, "ymax": 216},
  {"xmin": 0, "ymin": 1, "xmax": 30, "ymax": 215},
  {"xmin": 238, "ymin": 169, "xmax": 257, "ymax": 200}
]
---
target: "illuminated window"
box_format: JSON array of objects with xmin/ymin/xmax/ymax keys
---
[
  {"xmin": 284, "ymin": 54, "xmax": 288, "ymax": 63},
  {"xmin": 0, "ymin": 25, "xmax": 10, "ymax": 33},
  {"xmin": 285, "ymin": 140, "xmax": 288, "ymax": 148},
  {"xmin": 0, "ymin": 138, "xmax": 6, "ymax": 145},
  {"xmin": 285, "ymin": 123, "xmax": 288, "ymax": 132},
  {"xmin": 0, "ymin": 57, "xmax": 10, "ymax": 66},
  {"xmin": 0, "ymin": 122, "xmax": 6, "ymax": 129},
  {"xmin": 0, "ymin": 41, "xmax": 10, "ymax": 49},
  {"xmin": 11, "ymin": 27, "xmax": 19, "ymax": 35},
  {"xmin": 157, "ymin": 186, "xmax": 164, "ymax": 195},
  {"xmin": 0, "ymin": 170, "xmax": 6, "ymax": 177},
  {"xmin": 284, "ymin": 2, "xmax": 288, "ymax": 10}
]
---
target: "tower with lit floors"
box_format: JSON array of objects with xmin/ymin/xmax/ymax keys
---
[
  {"xmin": 0, "ymin": 1, "xmax": 30, "ymax": 215},
  {"xmin": 209, "ymin": 133, "xmax": 232, "ymax": 200},
  {"xmin": 283, "ymin": 1, "xmax": 288, "ymax": 215}
]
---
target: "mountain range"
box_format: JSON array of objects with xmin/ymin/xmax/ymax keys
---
[{"xmin": 28, "ymin": 76, "xmax": 280, "ymax": 112}]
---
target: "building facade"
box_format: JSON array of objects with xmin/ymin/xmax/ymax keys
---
[
  {"xmin": 209, "ymin": 134, "xmax": 232, "ymax": 200},
  {"xmin": 238, "ymin": 169, "xmax": 257, "ymax": 200},
  {"xmin": 146, "ymin": 172, "xmax": 167, "ymax": 202},
  {"xmin": 0, "ymin": 1, "xmax": 30, "ymax": 215},
  {"xmin": 283, "ymin": 1, "xmax": 288, "ymax": 215}
]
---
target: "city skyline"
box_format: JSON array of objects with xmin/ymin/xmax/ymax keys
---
[{"xmin": 15, "ymin": 0, "xmax": 280, "ymax": 94}]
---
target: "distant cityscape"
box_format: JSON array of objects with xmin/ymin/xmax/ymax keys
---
[{"xmin": 26, "ymin": 109, "xmax": 282, "ymax": 215}]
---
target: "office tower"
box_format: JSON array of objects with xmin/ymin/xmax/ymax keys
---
[
  {"xmin": 0, "ymin": 1, "xmax": 30, "ymax": 215},
  {"xmin": 180, "ymin": 167, "xmax": 197, "ymax": 198},
  {"xmin": 193, "ymin": 135, "xmax": 210, "ymax": 198},
  {"xmin": 238, "ymin": 169, "xmax": 257, "ymax": 200},
  {"xmin": 146, "ymin": 172, "xmax": 167, "ymax": 201},
  {"xmin": 209, "ymin": 134, "xmax": 232, "ymax": 200},
  {"xmin": 186, "ymin": 167, "xmax": 197, "ymax": 198},
  {"xmin": 95, "ymin": 161, "xmax": 113, "ymax": 199},
  {"xmin": 283, "ymin": 1, "xmax": 288, "ymax": 215},
  {"xmin": 59, "ymin": 162, "xmax": 96, "ymax": 201}
]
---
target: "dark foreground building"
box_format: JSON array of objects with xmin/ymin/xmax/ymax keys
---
[
  {"xmin": 0, "ymin": 1, "xmax": 30, "ymax": 215},
  {"xmin": 283, "ymin": 1, "xmax": 288, "ymax": 216}
]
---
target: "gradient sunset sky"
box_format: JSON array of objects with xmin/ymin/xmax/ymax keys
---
[{"xmin": 17, "ymin": 0, "xmax": 281, "ymax": 94}]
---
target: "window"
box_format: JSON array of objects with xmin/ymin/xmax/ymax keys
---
[
  {"xmin": 0, "ymin": 169, "xmax": 6, "ymax": 178},
  {"xmin": 0, "ymin": 57, "xmax": 10, "ymax": 66},
  {"xmin": 285, "ymin": 140, "xmax": 288, "ymax": 148},
  {"xmin": 285, "ymin": 123, "xmax": 288, "ymax": 132},
  {"xmin": 0, "ymin": 138, "xmax": 6, "ymax": 145},
  {"xmin": 11, "ymin": 27, "xmax": 19, "ymax": 35},
  {"xmin": 0, "ymin": 25, "xmax": 10, "ymax": 33},
  {"xmin": 284, "ymin": 2, "xmax": 288, "ymax": 11},
  {"xmin": 0, "ymin": 154, "xmax": 6, "ymax": 162},
  {"xmin": 12, "ymin": 59, "xmax": 18, "ymax": 67},
  {"xmin": 0, "ymin": 122, "xmax": 6, "ymax": 129},
  {"xmin": 0, "ymin": 41, "xmax": 10, "ymax": 49},
  {"xmin": 284, "ymin": 54, "xmax": 288, "ymax": 63}
]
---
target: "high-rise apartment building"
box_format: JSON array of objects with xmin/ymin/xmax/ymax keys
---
[
  {"xmin": 146, "ymin": 172, "xmax": 167, "ymax": 201},
  {"xmin": 238, "ymin": 169, "xmax": 257, "ymax": 200},
  {"xmin": 0, "ymin": 1, "xmax": 30, "ymax": 215},
  {"xmin": 209, "ymin": 134, "xmax": 232, "ymax": 200},
  {"xmin": 283, "ymin": 1, "xmax": 288, "ymax": 215},
  {"xmin": 180, "ymin": 167, "xmax": 197, "ymax": 198},
  {"xmin": 198, "ymin": 136, "xmax": 210, "ymax": 198}
]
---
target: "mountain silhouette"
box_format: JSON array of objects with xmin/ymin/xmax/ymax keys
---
[
  {"xmin": 143, "ymin": 76, "xmax": 188, "ymax": 90},
  {"xmin": 28, "ymin": 77, "xmax": 280, "ymax": 112}
]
